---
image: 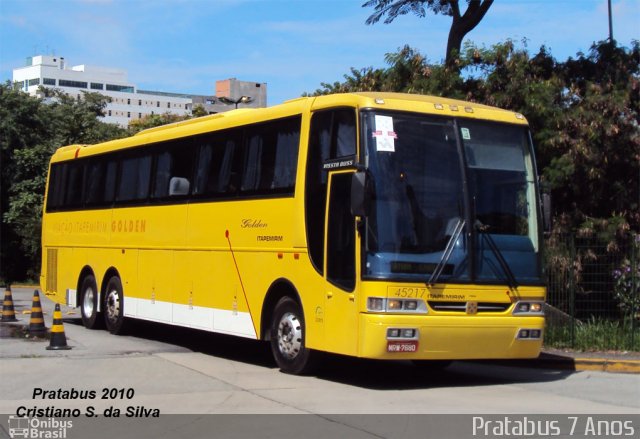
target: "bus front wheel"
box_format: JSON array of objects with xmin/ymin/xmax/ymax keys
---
[
  {"xmin": 104, "ymin": 276, "xmax": 127, "ymax": 335},
  {"xmin": 80, "ymin": 274, "xmax": 103, "ymax": 329},
  {"xmin": 270, "ymin": 297, "xmax": 317, "ymax": 375}
]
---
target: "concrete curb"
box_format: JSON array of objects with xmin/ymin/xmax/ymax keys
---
[
  {"xmin": 549, "ymin": 356, "xmax": 640, "ymax": 374},
  {"xmin": 480, "ymin": 353, "xmax": 640, "ymax": 374}
]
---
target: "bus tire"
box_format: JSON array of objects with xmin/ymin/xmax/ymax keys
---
[
  {"xmin": 270, "ymin": 296, "xmax": 317, "ymax": 375},
  {"xmin": 80, "ymin": 274, "xmax": 103, "ymax": 329},
  {"xmin": 104, "ymin": 276, "xmax": 127, "ymax": 335}
]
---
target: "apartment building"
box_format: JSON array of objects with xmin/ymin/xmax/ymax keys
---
[{"xmin": 12, "ymin": 55, "xmax": 267, "ymax": 127}]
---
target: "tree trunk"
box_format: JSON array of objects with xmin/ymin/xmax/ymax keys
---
[{"xmin": 445, "ymin": 0, "xmax": 494, "ymax": 68}]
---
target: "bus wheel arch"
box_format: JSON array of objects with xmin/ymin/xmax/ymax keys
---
[
  {"xmin": 101, "ymin": 268, "xmax": 127, "ymax": 335},
  {"xmin": 261, "ymin": 279, "xmax": 301, "ymax": 341},
  {"xmin": 78, "ymin": 267, "xmax": 103, "ymax": 330},
  {"xmin": 263, "ymin": 279, "xmax": 317, "ymax": 375}
]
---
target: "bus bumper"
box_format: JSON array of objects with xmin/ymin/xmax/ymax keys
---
[{"xmin": 358, "ymin": 313, "xmax": 544, "ymax": 360}]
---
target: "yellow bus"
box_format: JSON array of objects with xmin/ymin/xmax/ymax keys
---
[{"xmin": 41, "ymin": 92, "xmax": 545, "ymax": 374}]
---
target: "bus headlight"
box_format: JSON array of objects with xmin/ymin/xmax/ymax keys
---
[
  {"xmin": 367, "ymin": 297, "xmax": 428, "ymax": 314},
  {"xmin": 513, "ymin": 301, "xmax": 544, "ymax": 315},
  {"xmin": 387, "ymin": 299, "xmax": 402, "ymax": 310},
  {"xmin": 367, "ymin": 297, "xmax": 385, "ymax": 311}
]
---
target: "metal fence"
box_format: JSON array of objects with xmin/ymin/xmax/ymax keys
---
[{"xmin": 544, "ymin": 233, "xmax": 639, "ymax": 351}]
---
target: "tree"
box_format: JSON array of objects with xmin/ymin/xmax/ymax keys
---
[
  {"xmin": 0, "ymin": 84, "xmax": 48, "ymax": 283},
  {"xmin": 127, "ymin": 112, "xmax": 189, "ymax": 134},
  {"xmin": 192, "ymin": 104, "xmax": 209, "ymax": 118},
  {"xmin": 0, "ymin": 84, "xmax": 126, "ymax": 282},
  {"xmin": 544, "ymin": 41, "xmax": 640, "ymax": 234},
  {"xmin": 363, "ymin": 0, "xmax": 494, "ymax": 67},
  {"xmin": 309, "ymin": 39, "xmax": 640, "ymax": 235}
]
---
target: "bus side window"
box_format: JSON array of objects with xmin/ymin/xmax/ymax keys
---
[
  {"xmin": 153, "ymin": 151, "xmax": 172, "ymax": 198},
  {"xmin": 64, "ymin": 161, "xmax": 85, "ymax": 208},
  {"xmin": 46, "ymin": 163, "xmax": 67, "ymax": 211},
  {"xmin": 193, "ymin": 129, "xmax": 242, "ymax": 197},
  {"xmin": 117, "ymin": 154, "xmax": 151, "ymax": 202},
  {"xmin": 103, "ymin": 159, "xmax": 117, "ymax": 205},
  {"xmin": 84, "ymin": 158, "xmax": 106, "ymax": 206},
  {"xmin": 241, "ymin": 116, "xmax": 300, "ymax": 195},
  {"xmin": 151, "ymin": 141, "xmax": 195, "ymax": 199}
]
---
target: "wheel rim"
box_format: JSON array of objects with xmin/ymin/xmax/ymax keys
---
[
  {"xmin": 82, "ymin": 287, "xmax": 96, "ymax": 317},
  {"xmin": 105, "ymin": 288, "xmax": 120, "ymax": 325},
  {"xmin": 277, "ymin": 312, "xmax": 302, "ymax": 360}
]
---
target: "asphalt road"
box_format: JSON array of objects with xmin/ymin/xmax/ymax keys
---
[{"xmin": 1, "ymin": 286, "xmax": 639, "ymax": 438}]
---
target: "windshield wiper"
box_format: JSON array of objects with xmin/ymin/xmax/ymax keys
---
[
  {"xmin": 428, "ymin": 219, "xmax": 465, "ymax": 286},
  {"xmin": 475, "ymin": 221, "xmax": 518, "ymax": 289}
]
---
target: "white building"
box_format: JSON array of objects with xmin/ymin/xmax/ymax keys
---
[{"xmin": 12, "ymin": 55, "xmax": 266, "ymax": 127}]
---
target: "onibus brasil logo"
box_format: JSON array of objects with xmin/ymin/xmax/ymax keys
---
[{"xmin": 8, "ymin": 416, "xmax": 72, "ymax": 438}]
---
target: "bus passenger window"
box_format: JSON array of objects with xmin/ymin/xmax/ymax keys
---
[
  {"xmin": 117, "ymin": 155, "xmax": 151, "ymax": 202},
  {"xmin": 46, "ymin": 163, "xmax": 67, "ymax": 211},
  {"xmin": 151, "ymin": 141, "xmax": 195, "ymax": 199},
  {"xmin": 64, "ymin": 162, "xmax": 85, "ymax": 207},
  {"xmin": 103, "ymin": 160, "xmax": 117, "ymax": 204},
  {"xmin": 193, "ymin": 130, "xmax": 241, "ymax": 197},
  {"xmin": 84, "ymin": 159, "xmax": 106, "ymax": 206},
  {"xmin": 241, "ymin": 116, "xmax": 300, "ymax": 194}
]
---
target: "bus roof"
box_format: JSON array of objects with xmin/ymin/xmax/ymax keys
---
[{"xmin": 51, "ymin": 92, "xmax": 528, "ymax": 162}]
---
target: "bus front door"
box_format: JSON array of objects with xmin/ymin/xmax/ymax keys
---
[{"xmin": 324, "ymin": 172, "xmax": 358, "ymax": 356}]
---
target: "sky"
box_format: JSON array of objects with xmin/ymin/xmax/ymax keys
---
[{"xmin": 1, "ymin": 0, "xmax": 638, "ymax": 106}]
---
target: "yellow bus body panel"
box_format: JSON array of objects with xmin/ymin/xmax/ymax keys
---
[{"xmin": 40, "ymin": 92, "xmax": 541, "ymax": 361}]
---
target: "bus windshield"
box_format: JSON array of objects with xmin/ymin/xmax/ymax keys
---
[{"xmin": 362, "ymin": 111, "xmax": 542, "ymax": 285}]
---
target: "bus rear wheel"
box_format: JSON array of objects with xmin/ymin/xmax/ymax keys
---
[
  {"xmin": 270, "ymin": 297, "xmax": 317, "ymax": 375},
  {"xmin": 80, "ymin": 274, "xmax": 103, "ymax": 329},
  {"xmin": 104, "ymin": 276, "xmax": 127, "ymax": 335}
]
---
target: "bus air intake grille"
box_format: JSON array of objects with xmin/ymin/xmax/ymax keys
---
[
  {"xmin": 46, "ymin": 248, "xmax": 58, "ymax": 293},
  {"xmin": 428, "ymin": 301, "xmax": 510, "ymax": 313}
]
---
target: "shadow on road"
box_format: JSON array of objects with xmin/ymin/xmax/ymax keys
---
[{"xmin": 64, "ymin": 317, "xmax": 575, "ymax": 390}]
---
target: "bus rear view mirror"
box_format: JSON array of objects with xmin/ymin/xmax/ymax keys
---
[
  {"xmin": 169, "ymin": 177, "xmax": 190, "ymax": 196},
  {"xmin": 351, "ymin": 171, "xmax": 371, "ymax": 217}
]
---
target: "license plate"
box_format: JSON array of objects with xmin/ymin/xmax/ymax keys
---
[{"xmin": 387, "ymin": 340, "xmax": 418, "ymax": 352}]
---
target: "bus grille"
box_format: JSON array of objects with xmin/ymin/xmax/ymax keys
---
[
  {"xmin": 46, "ymin": 248, "xmax": 58, "ymax": 293},
  {"xmin": 428, "ymin": 301, "xmax": 511, "ymax": 313}
]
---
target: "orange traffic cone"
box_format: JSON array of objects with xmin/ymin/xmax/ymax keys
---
[
  {"xmin": 29, "ymin": 290, "xmax": 47, "ymax": 335},
  {"xmin": 46, "ymin": 304, "xmax": 71, "ymax": 350},
  {"xmin": 1, "ymin": 285, "xmax": 18, "ymax": 322}
]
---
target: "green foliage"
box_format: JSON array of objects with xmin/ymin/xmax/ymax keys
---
[
  {"xmin": 545, "ymin": 42, "xmax": 640, "ymax": 233},
  {"xmin": 312, "ymin": 39, "xmax": 640, "ymax": 235},
  {"xmin": 191, "ymin": 104, "xmax": 209, "ymax": 118},
  {"xmin": 545, "ymin": 317, "xmax": 640, "ymax": 351},
  {"xmin": 363, "ymin": 1, "xmax": 494, "ymax": 66},
  {"xmin": 127, "ymin": 112, "xmax": 189, "ymax": 135},
  {"xmin": 363, "ymin": 0, "xmax": 454, "ymax": 25},
  {"xmin": 612, "ymin": 234, "xmax": 640, "ymax": 317},
  {"xmin": 0, "ymin": 84, "xmax": 126, "ymax": 282}
]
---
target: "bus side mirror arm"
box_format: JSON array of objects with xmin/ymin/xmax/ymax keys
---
[
  {"xmin": 351, "ymin": 171, "xmax": 371, "ymax": 218},
  {"xmin": 539, "ymin": 177, "xmax": 552, "ymax": 233},
  {"xmin": 542, "ymin": 192, "xmax": 552, "ymax": 233}
]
